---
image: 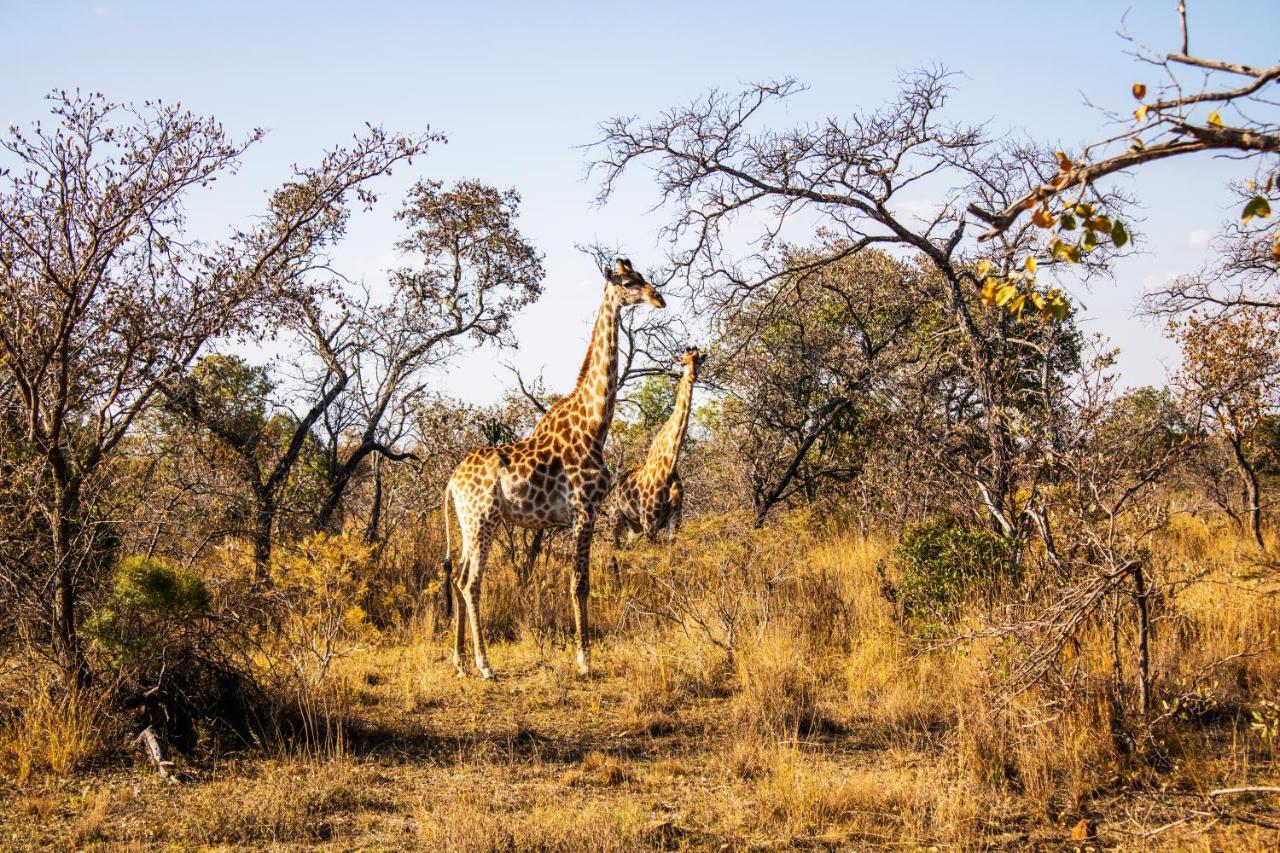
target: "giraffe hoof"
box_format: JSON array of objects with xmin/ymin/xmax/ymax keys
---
[
  {"xmin": 576, "ymin": 650, "xmax": 592, "ymax": 678},
  {"xmin": 478, "ymin": 667, "xmax": 496, "ymax": 681}
]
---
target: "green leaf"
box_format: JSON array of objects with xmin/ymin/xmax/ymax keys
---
[
  {"xmin": 1110, "ymin": 220, "xmax": 1129, "ymax": 248},
  {"xmin": 1242, "ymin": 195, "xmax": 1273, "ymax": 224},
  {"xmin": 1059, "ymin": 213, "xmax": 1077, "ymax": 231}
]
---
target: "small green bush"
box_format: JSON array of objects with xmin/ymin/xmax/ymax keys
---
[
  {"xmin": 895, "ymin": 516, "xmax": 1013, "ymax": 622},
  {"xmin": 85, "ymin": 555, "xmax": 210, "ymax": 669}
]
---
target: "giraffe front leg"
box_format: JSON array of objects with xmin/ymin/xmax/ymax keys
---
[{"xmin": 570, "ymin": 517, "xmax": 594, "ymax": 677}]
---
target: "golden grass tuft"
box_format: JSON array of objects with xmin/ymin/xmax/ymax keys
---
[
  {"xmin": 732, "ymin": 628, "xmax": 831, "ymax": 739},
  {"xmin": 70, "ymin": 787, "xmax": 111, "ymax": 846},
  {"xmin": 560, "ymin": 750, "xmax": 631, "ymax": 787},
  {"xmin": 749, "ymin": 745, "xmax": 991, "ymax": 845},
  {"xmin": 0, "ymin": 682, "xmax": 106, "ymax": 783}
]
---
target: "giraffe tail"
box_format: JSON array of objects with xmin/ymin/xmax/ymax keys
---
[{"xmin": 441, "ymin": 481, "xmax": 454, "ymax": 621}]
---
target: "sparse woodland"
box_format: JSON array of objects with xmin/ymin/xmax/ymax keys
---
[{"xmin": 3, "ymin": 9, "xmax": 1280, "ymax": 850}]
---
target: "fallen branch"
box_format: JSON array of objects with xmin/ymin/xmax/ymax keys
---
[
  {"xmin": 1209, "ymin": 786, "xmax": 1280, "ymax": 799},
  {"xmin": 133, "ymin": 726, "xmax": 176, "ymax": 781},
  {"xmin": 1206, "ymin": 786, "xmax": 1280, "ymax": 830}
]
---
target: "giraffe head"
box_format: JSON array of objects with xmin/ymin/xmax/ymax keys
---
[
  {"xmin": 681, "ymin": 347, "xmax": 706, "ymax": 380},
  {"xmin": 603, "ymin": 258, "xmax": 665, "ymax": 309}
]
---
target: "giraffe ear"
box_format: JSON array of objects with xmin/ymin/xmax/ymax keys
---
[
  {"xmin": 602, "ymin": 265, "xmax": 615, "ymax": 284},
  {"xmin": 615, "ymin": 257, "xmax": 632, "ymax": 274}
]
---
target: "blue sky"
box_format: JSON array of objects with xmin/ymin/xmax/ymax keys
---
[{"xmin": 5, "ymin": 1, "xmax": 1278, "ymax": 402}]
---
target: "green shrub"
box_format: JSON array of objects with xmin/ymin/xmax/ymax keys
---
[
  {"xmin": 85, "ymin": 556, "xmax": 261, "ymax": 752},
  {"xmin": 85, "ymin": 555, "xmax": 210, "ymax": 669},
  {"xmin": 895, "ymin": 517, "xmax": 1013, "ymax": 622}
]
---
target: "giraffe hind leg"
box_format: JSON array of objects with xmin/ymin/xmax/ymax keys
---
[
  {"xmin": 452, "ymin": 542, "xmax": 470, "ymax": 676},
  {"xmin": 463, "ymin": 526, "xmax": 496, "ymax": 679}
]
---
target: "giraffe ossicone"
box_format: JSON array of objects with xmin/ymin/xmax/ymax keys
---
[
  {"xmin": 441, "ymin": 257, "xmax": 665, "ymax": 678},
  {"xmin": 610, "ymin": 346, "xmax": 705, "ymax": 546}
]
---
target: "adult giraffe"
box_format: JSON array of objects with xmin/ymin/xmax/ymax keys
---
[
  {"xmin": 610, "ymin": 347, "xmax": 704, "ymax": 545},
  {"xmin": 442, "ymin": 258, "xmax": 665, "ymax": 678}
]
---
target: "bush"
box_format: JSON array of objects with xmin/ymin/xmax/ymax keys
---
[
  {"xmin": 269, "ymin": 533, "xmax": 378, "ymax": 684},
  {"xmin": 85, "ymin": 555, "xmax": 210, "ymax": 671},
  {"xmin": 895, "ymin": 516, "xmax": 1013, "ymax": 622},
  {"xmin": 84, "ymin": 555, "xmax": 256, "ymax": 752}
]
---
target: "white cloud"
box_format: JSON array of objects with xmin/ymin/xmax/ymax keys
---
[
  {"xmin": 1188, "ymin": 229, "xmax": 1211, "ymax": 249},
  {"xmin": 93, "ymin": 5, "xmax": 112, "ymax": 16}
]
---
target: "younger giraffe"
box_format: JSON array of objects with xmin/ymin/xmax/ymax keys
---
[
  {"xmin": 442, "ymin": 258, "xmax": 665, "ymax": 678},
  {"xmin": 610, "ymin": 347, "xmax": 705, "ymax": 545}
]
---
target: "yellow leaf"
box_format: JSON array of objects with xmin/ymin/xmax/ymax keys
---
[
  {"xmin": 1134, "ymin": 105, "xmax": 1148, "ymax": 123},
  {"xmin": 1207, "ymin": 108, "xmax": 1223, "ymax": 128},
  {"xmin": 1132, "ymin": 83, "xmax": 1147, "ymax": 100},
  {"xmin": 981, "ymin": 278, "xmax": 999, "ymax": 307},
  {"xmin": 977, "ymin": 259, "xmax": 992, "ymax": 278},
  {"xmin": 977, "ymin": 277, "xmax": 998, "ymax": 307},
  {"xmin": 1025, "ymin": 256, "xmax": 1038, "ymax": 274}
]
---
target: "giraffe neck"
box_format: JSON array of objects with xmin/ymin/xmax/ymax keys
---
[
  {"xmin": 532, "ymin": 288, "xmax": 622, "ymax": 454},
  {"xmin": 643, "ymin": 368, "xmax": 695, "ymax": 478}
]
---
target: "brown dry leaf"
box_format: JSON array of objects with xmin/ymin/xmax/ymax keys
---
[{"xmin": 1031, "ymin": 207, "xmax": 1056, "ymax": 229}]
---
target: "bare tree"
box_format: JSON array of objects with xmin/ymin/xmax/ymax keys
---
[
  {"xmin": 590, "ymin": 71, "xmax": 1089, "ymax": 535},
  {"xmin": 311, "ymin": 180, "xmax": 545, "ymax": 534},
  {"xmin": 0, "ymin": 92, "xmax": 266, "ymax": 683},
  {"xmin": 961, "ymin": 347, "xmax": 1188, "ymax": 719},
  {"xmin": 1173, "ymin": 309, "xmax": 1280, "ymax": 550},
  {"xmin": 161, "ymin": 129, "xmax": 438, "ymax": 580}
]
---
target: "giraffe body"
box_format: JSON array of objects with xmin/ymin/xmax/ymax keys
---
[
  {"xmin": 443, "ymin": 259, "xmax": 664, "ymax": 678},
  {"xmin": 611, "ymin": 348, "xmax": 704, "ymax": 545}
]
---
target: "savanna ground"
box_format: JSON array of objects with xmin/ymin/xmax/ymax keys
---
[{"xmin": 3, "ymin": 511, "xmax": 1278, "ymax": 851}]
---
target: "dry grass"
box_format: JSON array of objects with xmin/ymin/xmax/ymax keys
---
[
  {"xmin": 171, "ymin": 761, "xmax": 395, "ymax": 844},
  {"xmin": 0, "ymin": 681, "xmax": 106, "ymax": 783},
  {"xmin": 2, "ymin": 511, "xmax": 1279, "ymax": 849}
]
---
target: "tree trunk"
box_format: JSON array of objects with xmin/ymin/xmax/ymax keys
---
[
  {"xmin": 1132, "ymin": 562, "xmax": 1152, "ymax": 718},
  {"xmin": 316, "ymin": 465, "xmax": 354, "ymax": 533},
  {"xmin": 251, "ymin": 490, "xmax": 275, "ymax": 583},
  {"xmin": 363, "ymin": 458, "xmax": 383, "ymax": 545},
  {"xmin": 50, "ymin": 478, "xmax": 89, "ymax": 689},
  {"xmin": 1227, "ymin": 434, "xmax": 1266, "ymax": 551}
]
